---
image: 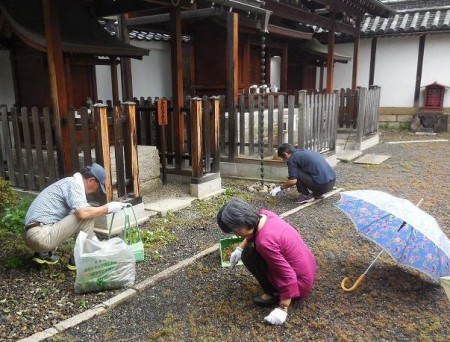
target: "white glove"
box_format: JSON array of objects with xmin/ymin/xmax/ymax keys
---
[
  {"xmin": 230, "ymin": 247, "xmax": 243, "ymax": 268},
  {"xmin": 264, "ymin": 307, "xmax": 288, "ymax": 325},
  {"xmin": 107, "ymin": 201, "xmax": 126, "ymax": 213},
  {"xmin": 270, "ymin": 186, "xmax": 282, "ymax": 197}
]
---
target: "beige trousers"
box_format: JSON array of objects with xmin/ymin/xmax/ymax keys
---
[{"xmin": 24, "ymin": 213, "xmax": 95, "ymax": 253}]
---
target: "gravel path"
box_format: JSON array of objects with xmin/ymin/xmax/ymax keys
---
[{"xmin": 2, "ymin": 130, "xmax": 449, "ymax": 341}]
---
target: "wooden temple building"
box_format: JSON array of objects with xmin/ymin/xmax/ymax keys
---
[{"xmin": 0, "ymin": 0, "xmax": 395, "ymax": 197}]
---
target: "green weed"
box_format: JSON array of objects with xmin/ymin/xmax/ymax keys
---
[
  {"xmin": 5, "ymin": 257, "xmax": 23, "ymax": 269},
  {"xmin": 0, "ymin": 196, "xmax": 33, "ymax": 234}
]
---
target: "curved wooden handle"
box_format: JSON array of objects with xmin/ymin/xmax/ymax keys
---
[{"xmin": 341, "ymin": 274, "xmax": 365, "ymax": 292}]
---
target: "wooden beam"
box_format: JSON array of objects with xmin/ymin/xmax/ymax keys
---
[
  {"xmin": 265, "ymin": 1, "xmax": 357, "ymax": 36},
  {"xmin": 268, "ymin": 24, "xmax": 313, "ymax": 40},
  {"xmin": 170, "ymin": 5, "xmax": 184, "ymax": 171},
  {"xmin": 126, "ymin": 7, "xmax": 221, "ymax": 26},
  {"xmin": 414, "ymin": 35, "xmax": 426, "ymax": 109},
  {"xmin": 42, "ymin": 0, "xmax": 72, "ymax": 175},
  {"xmin": 351, "ymin": 19, "xmax": 361, "ymax": 92}
]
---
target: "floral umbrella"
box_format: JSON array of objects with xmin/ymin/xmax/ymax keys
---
[{"xmin": 336, "ymin": 190, "xmax": 450, "ymax": 291}]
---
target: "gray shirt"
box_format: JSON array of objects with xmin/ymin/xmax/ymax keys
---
[{"xmin": 25, "ymin": 175, "xmax": 90, "ymax": 225}]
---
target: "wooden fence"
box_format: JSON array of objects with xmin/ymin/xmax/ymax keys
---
[
  {"xmin": 337, "ymin": 86, "xmax": 381, "ymax": 137},
  {"xmin": 131, "ymin": 96, "xmax": 221, "ymax": 179},
  {"xmin": 0, "ymin": 103, "xmax": 140, "ymax": 204},
  {"xmin": 221, "ymin": 90, "xmax": 339, "ymax": 161}
]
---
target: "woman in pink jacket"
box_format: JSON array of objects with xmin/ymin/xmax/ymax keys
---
[{"xmin": 217, "ymin": 198, "xmax": 317, "ymax": 325}]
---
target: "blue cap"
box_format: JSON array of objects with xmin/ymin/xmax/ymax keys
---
[{"xmin": 88, "ymin": 163, "xmax": 106, "ymax": 193}]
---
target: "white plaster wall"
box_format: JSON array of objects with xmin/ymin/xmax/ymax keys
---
[
  {"xmin": 421, "ymin": 34, "xmax": 450, "ymax": 108},
  {"xmin": 332, "ymin": 39, "xmax": 372, "ymax": 90},
  {"xmin": 373, "ymin": 36, "xmax": 419, "ymax": 107},
  {"xmin": 0, "ymin": 50, "xmax": 15, "ymax": 107},
  {"xmin": 326, "ymin": 36, "xmax": 420, "ymax": 107},
  {"xmin": 95, "ymin": 40, "xmax": 172, "ymax": 102}
]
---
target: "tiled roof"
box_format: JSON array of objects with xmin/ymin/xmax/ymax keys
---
[{"xmin": 362, "ymin": 1, "xmax": 450, "ymax": 36}]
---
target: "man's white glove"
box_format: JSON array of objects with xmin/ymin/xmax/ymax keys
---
[
  {"xmin": 230, "ymin": 247, "xmax": 243, "ymax": 268},
  {"xmin": 270, "ymin": 186, "xmax": 282, "ymax": 197},
  {"xmin": 264, "ymin": 308, "xmax": 288, "ymax": 325},
  {"xmin": 107, "ymin": 201, "xmax": 126, "ymax": 213}
]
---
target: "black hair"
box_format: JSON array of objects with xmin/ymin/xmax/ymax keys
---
[
  {"xmin": 217, "ymin": 198, "xmax": 260, "ymax": 234},
  {"xmin": 80, "ymin": 165, "xmax": 95, "ymax": 180},
  {"xmin": 277, "ymin": 143, "xmax": 295, "ymax": 158}
]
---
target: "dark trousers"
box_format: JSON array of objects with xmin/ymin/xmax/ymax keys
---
[
  {"xmin": 241, "ymin": 246, "xmax": 277, "ymax": 295},
  {"xmin": 296, "ymin": 170, "xmax": 336, "ymax": 197}
]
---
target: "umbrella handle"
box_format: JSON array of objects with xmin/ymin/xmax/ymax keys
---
[{"xmin": 341, "ymin": 275, "xmax": 365, "ymax": 292}]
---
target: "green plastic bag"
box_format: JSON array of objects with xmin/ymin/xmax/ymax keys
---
[{"xmin": 109, "ymin": 205, "xmax": 145, "ymax": 262}]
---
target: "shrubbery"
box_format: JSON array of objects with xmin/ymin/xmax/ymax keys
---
[
  {"xmin": 0, "ymin": 177, "xmax": 18, "ymax": 213},
  {"xmin": 0, "ymin": 177, "xmax": 33, "ymax": 234}
]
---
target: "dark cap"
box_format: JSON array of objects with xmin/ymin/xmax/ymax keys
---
[{"xmin": 88, "ymin": 163, "xmax": 106, "ymax": 193}]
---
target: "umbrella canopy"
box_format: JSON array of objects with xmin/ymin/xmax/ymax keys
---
[{"xmin": 337, "ymin": 190, "xmax": 450, "ymax": 284}]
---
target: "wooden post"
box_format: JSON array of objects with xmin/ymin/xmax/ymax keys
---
[
  {"xmin": 414, "ymin": 35, "xmax": 426, "ymax": 109},
  {"xmin": 113, "ymin": 106, "xmax": 126, "ymax": 198},
  {"xmin": 369, "ymin": 37, "xmax": 377, "ymax": 87},
  {"xmin": 298, "ymin": 90, "xmax": 307, "ymax": 149},
  {"xmin": 170, "ymin": 5, "xmax": 185, "ymax": 171},
  {"xmin": 281, "ymin": 44, "xmax": 288, "ymax": 92},
  {"xmin": 210, "ymin": 97, "xmax": 220, "ymax": 173},
  {"xmin": 42, "ymin": 0, "xmax": 72, "ymax": 175},
  {"xmin": 190, "ymin": 98, "xmax": 203, "ymax": 178},
  {"xmin": 118, "ymin": 14, "xmax": 133, "ymax": 101},
  {"xmin": 157, "ymin": 98, "xmax": 168, "ymax": 184},
  {"xmin": 227, "ymin": 12, "xmax": 238, "ymax": 162},
  {"xmin": 110, "ymin": 60, "xmax": 120, "ymax": 106},
  {"xmin": 356, "ymin": 87, "xmax": 367, "ymax": 144},
  {"xmin": 351, "ymin": 19, "xmax": 361, "ymax": 92},
  {"xmin": 123, "ymin": 102, "xmax": 140, "ymax": 198},
  {"xmin": 95, "ymin": 105, "xmax": 113, "ymax": 202},
  {"xmin": 326, "ymin": 14, "xmax": 336, "ymax": 94}
]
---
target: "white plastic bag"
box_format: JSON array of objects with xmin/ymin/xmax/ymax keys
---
[{"xmin": 74, "ymin": 231, "xmax": 136, "ymax": 294}]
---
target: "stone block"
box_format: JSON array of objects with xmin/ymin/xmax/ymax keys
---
[{"xmin": 190, "ymin": 173, "xmax": 224, "ymax": 199}]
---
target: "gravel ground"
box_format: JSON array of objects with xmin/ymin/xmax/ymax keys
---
[{"xmin": 1, "ymin": 129, "xmax": 450, "ymax": 341}]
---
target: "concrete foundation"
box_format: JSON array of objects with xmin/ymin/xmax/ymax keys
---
[{"xmin": 190, "ymin": 173, "xmax": 224, "ymax": 199}]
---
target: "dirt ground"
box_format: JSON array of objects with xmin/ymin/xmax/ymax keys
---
[{"xmin": 1, "ymin": 129, "xmax": 450, "ymax": 341}]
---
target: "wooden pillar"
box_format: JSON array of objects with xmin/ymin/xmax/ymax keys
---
[
  {"xmin": 281, "ymin": 44, "xmax": 288, "ymax": 92},
  {"xmin": 42, "ymin": 0, "xmax": 72, "ymax": 175},
  {"xmin": 190, "ymin": 98, "xmax": 203, "ymax": 178},
  {"xmin": 118, "ymin": 14, "xmax": 133, "ymax": 101},
  {"xmin": 170, "ymin": 5, "xmax": 185, "ymax": 171},
  {"xmin": 210, "ymin": 97, "xmax": 220, "ymax": 173},
  {"xmin": 227, "ymin": 12, "xmax": 238, "ymax": 161},
  {"xmin": 123, "ymin": 102, "xmax": 140, "ymax": 198},
  {"xmin": 414, "ymin": 35, "xmax": 426, "ymax": 109},
  {"xmin": 243, "ymin": 39, "xmax": 250, "ymax": 93},
  {"xmin": 94, "ymin": 104, "xmax": 112, "ymax": 202},
  {"xmin": 110, "ymin": 60, "xmax": 120, "ymax": 105},
  {"xmin": 319, "ymin": 65, "xmax": 324, "ymax": 90},
  {"xmin": 351, "ymin": 19, "xmax": 361, "ymax": 92},
  {"xmin": 369, "ymin": 37, "xmax": 377, "ymax": 87},
  {"xmin": 326, "ymin": 22, "xmax": 336, "ymax": 94}
]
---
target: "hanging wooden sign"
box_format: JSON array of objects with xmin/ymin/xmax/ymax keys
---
[{"xmin": 157, "ymin": 98, "xmax": 168, "ymax": 125}]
